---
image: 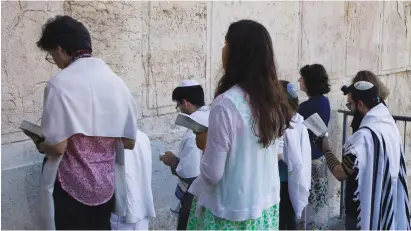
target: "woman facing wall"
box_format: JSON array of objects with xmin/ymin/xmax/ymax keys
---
[
  {"xmin": 298, "ymin": 64, "xmax": 331, "ymax": 230},
  {"xmin": 187, "ymin": 19, "xmax": 293, "ymax": 230}
]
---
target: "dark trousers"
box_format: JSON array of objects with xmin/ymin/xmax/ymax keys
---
[
  {"xmin": 177, "ymin": 192, "xmax": 195, "ymax": 230},
  {"xmin": 53, "ymin": 180, "xmax": 114, "ymax": 230},
  {"xmin": 345, "ymin": 215, "xmax": 360, "ymax": 230},
  {"xmin": 279, "ymin": 182, "xmax": 297, "ymax": 230}
]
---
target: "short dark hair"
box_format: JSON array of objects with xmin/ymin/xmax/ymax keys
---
[
  {"xmin": 280, "ymin": 80, "xmax": 299, "ymax": 112},
  {"xmin": 172, "ymin": 85, "xmax": 205, "ymax": 108},
  {"xmin": 36, "ymin": 15, "xmax": 92, "ymax": 55},
  {"xmin": 300, "ymin": 64, "xmax": 331, "ymax": 97},
  {"xmin": 351, "ymin": 92, "xmax": 380, "ymax": 109}
]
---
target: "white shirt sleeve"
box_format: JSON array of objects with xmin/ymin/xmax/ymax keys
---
[
  {"xmin": 200, "ymin": 101, "xmax": 233, "ymax": 186},
  {"xmin": 176, "ymin": 132, "xmax": 201, "ymax": 179}
]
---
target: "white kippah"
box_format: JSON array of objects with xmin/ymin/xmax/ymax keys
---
[
  {"xmin": 178, "ymin": 80, "xmax": 200, "ymax": 87},
  {"xmin": 287, "ymin": 82, "xmax": 299, "ymax": 98},
  {"xmin": 354, "ymin": 81, "xmax": 374, "ymax": 90}
]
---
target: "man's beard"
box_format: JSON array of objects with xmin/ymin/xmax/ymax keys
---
[{"xmin": 351, "ymin": 108, "xmax": 365, "ymax": 133}]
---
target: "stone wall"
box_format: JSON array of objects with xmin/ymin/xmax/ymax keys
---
[{"xmin": 2, "ymin": 1, "xmax": 411, "ymax": 229}]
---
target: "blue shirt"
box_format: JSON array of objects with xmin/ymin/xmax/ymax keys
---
[
  {"xmin": 279, "ymin": 160, "xmax": 288, "ymax": 182},
  {"xmin": 298, "ymin": 95, "xmax": 330, "ymax": 159}
]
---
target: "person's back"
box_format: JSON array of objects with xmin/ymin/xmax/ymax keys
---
[
  {"xmin": 316, "ymin": 81, "xmax": 410, "ymax": 230},
  {"xmin": 346, "ymin": 103, "xmax": 409, "ymax": 230},
  {"xmin": 281, "ymin": 113, "xmax": 311, "ymax": 216},
  {"xmin": 48, "ymin": 54, "xmax": 137, "ymax": 207},
  {"xmin": 112, "ymin": 130, "xmax": 155, "ymax": 230},
  {"xmin": 278, "ymin": 80, "xmax": 311, "ymax": 230},
  {"xmin": 159, "ymin": 80, "xmax": 208, "ymax": 230},
  {"xmin": 36, "ymin": 15, "xmax": 137, "ymax": 230},
  {"xmin": 187, "ymin": 19, "xmax": 292, "ymax": 230},
  {"xmin": 47, "ymin": 57, "xmax": 136, "ymax": 136},
  {"xmin": 297, "ymin": 63, "xmax": 331, "ymax": 230},
  {"xmin": 198, "ymin": 85, "xmax": 281, "ymax": 220}
]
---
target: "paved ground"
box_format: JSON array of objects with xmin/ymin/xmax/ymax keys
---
[{"xmin": 329, "ymin": 216, "xmax": 345, "ymax": 230}]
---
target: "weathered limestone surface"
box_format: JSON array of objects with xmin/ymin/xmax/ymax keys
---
[
  {"xmin": 2, "ymin": 1, "xmax": 411, "ymax": 229},
  {"xmin": 2, "ymin": 2, "xmax": 63, "ymax": 228}
]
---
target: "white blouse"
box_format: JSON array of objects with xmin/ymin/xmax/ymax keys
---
[{"xmin": 189, "ymin": 85, "xmax": 281, "ymax": 221}]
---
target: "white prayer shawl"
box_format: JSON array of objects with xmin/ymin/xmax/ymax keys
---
[
  {"xmin": 343, "ymin": 103, "xmax": 410, "ymax": 230},
  {"xmin": 113, "ymin": 130, "xmax": 156, "ymax": 223},
  {"xmin": 281, "ymin": 113, "xmax": 312, "ymax": 219},
  {"xmin": 39, "ymin": 57, "xmax": 138, "ymax": 230}
]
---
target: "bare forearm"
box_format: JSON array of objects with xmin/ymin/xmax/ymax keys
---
[
  {"xmin": 38, "ymin": 139, "xmax": 67, "ymax": 156},
  {"xmin": 122, "ymin": 138, "xmax": 136, "ymax": 150},
  {"xmin": 39, "ymin": 142, "xmax": 64, "ymax": 156}
]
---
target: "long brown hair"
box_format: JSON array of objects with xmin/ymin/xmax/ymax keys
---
[
  {"xmin": 215, "ymin": 20, "xmax": 292, "ymax": 147},
  {"xmin": 352, "ymin": 70, "xmax": 389, "ymax": 101}
]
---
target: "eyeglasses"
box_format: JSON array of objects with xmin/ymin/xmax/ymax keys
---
[
  {"xmin": 45, "ymin": 53, "xmax": 55, "ymax": 64},
  {"xmin": 346, "ymin": 102, "xmax": 354, "ymax": 110},
  {"xmin": 175, "ymin": 103, "xmax": 181, "ymax": 111}
]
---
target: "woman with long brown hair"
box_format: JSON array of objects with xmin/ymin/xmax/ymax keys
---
[{"xmin": 186, "ymin": 19, "xmax": 292, "ymax": 230}]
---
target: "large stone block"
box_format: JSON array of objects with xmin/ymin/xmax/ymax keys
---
[
  {"xmin": 209, "ymin": 1, "xmax": 300, "ymax": 96},
  {"xmin": 64, "ymin": 1, "xmax": 149, "ymax": 119},
  {"xmin": 345, "ymin": 2, "xmax": 382, "ymax": 77},
  {"xmin": 381, "ymin": 1, "xmax": 409, "ymax": 73},
  {"xmin": 144, "ymin": 1, "xmax": 207, "ymax": 115},
  {"xmin": 1, "ymin": 140, "xmax": 43, "ymax": 170},
  {"xmin": 1, "ymin": 163, "xmax": 42, "ymax": 230},
  {"xmin": 1, "ymin": 1, "xmax": 63, "ymax": 144},
  {"xmin": 300, "ymin": 1, "xmax": 346, "ymax": 79}
]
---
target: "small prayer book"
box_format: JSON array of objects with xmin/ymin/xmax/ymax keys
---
[
  {"xmin": 175, "ymin": 113, "xmax": 208, "ymax": 133},
  {"xmin": 20, "ymin": 120, "xmax": 44, "ymax": 143},
  {"xmin": 303, "ymin": 113, "xmax": 329, "ymax": 138}
]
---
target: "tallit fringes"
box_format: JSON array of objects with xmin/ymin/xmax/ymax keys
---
[
  {"xmin": 352, "ymin": 158, "xmax": 361, "ymax": 202},
  {"xmin": 356, "ymin": 216, "xmax": 361, "ymax": 229}
]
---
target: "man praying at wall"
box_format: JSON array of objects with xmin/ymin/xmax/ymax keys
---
[
  {"xmin": 160, "ymin": 80, "xmax": 210, "ymax": 230},
  {"xmin": 316, "ymin": 81, "xmax": 410, "ymax": 230}
]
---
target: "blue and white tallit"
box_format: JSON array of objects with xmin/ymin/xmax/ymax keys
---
[{"xmin": 343, "ymin": 103, "xmax": 410, "ymax": 230}]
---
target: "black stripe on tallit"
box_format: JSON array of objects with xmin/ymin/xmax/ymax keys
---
[
  {"xmin": 399, "ymin": 154, "xmax": 409, "ymax": 198},
  {"xmin": 381, "ymin": 188, "xmax": 393, "ymax": 228},
  {"xmin": 379, "ymin": 138, "xmax": 393, "ymax": 229},
  {"xmin": 377, "ymin": 164, "xmax": 387, "ymax": 229},
  {"xmin": 384, "ymin": 206, "xmax": 394, "ymax": 230},
  {"xmin": 361, "ymin": 127, "xmax": 380, "ymax": 229},
  {"xmin": 399, "ymin": 154, "xmax": 411, "ymax": 228}
]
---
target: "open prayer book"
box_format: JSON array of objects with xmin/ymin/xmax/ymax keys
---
[
  {"xmin": 303, "ymin": 113, "xmax": 328, "ymax": 138},
  {"xmin": 20, "ymin": 120, "xmax": 44, "ymax": 143},
  {"xmin": 175, "ymin": 113, "xmax": 208, "ymax": 133}
]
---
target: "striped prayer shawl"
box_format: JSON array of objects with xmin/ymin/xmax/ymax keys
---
[{"xmin": 353, "ymin": 127, "xmax": 410, "ymax": 230}]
